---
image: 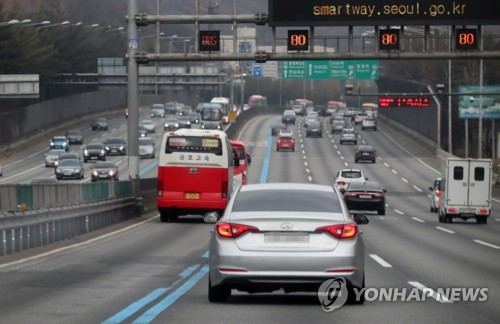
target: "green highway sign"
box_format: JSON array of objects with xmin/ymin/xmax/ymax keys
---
[{"xmin": 282, "ymin": 60, "xmax": 379, "ymax": 80}]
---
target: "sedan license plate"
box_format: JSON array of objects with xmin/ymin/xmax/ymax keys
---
[
  {"xmin": 264, "ymin": 232, "xmax": 309, "ymax": 243},
  {"xmin": 363, "ymin": 152, "xmax": 370, "ymax": 155},
  {"xmin": 185, "ymin": 192, "xmax": 200, "ymax": 199},
  {"xmin": 359, "ymin": 194, "xmax": 372, "ymax": 199}
]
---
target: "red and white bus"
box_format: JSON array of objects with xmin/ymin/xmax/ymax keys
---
[
  {"xmin": 230, "ymin": 140, "xmax": 251, "ymax": 188},
  {"xmin": 247, "ymin": 95, "xmax": 268, "ymax": 110},
  {"xmin": 157, "ymin": 129, "xmax": 234, "ymax": 222}
]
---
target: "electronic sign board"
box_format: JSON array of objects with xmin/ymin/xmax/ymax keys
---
[
  {"xmin": 455, "ymin": 28, "xmax": 478, "ymax": 50},
  {"xmin": 287, "ymin": 30, "xmax": 309, "ymax": 51},
  {"xmin": 268, "ymin": 0, "xmax": 500, "ymax": 26},
  {"xmin": 379, "ymin": 29, "xmax": 400, "ymax": 51},
  {"xmin": 199, "ymin": 31, "xmax": 220, "ymax": 52},
  {"xmin": 379, "ymin": 97, "xmax": 430, "ymax": 108}
]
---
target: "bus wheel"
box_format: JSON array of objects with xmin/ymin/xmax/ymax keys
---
[{"xmin": 160, "ymin": 211, "xmax": 169, "ymax": 223}]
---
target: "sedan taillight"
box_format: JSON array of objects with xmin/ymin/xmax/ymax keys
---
[
  {"xmin": 316, "ymin": 224, "xmax": 357, "ymax": 239},
  {"xmin": 216, "ymin": 222, "xmax": 259, "ymax": 238}
]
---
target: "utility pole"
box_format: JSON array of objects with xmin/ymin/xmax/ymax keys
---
[{"xmin": 127, "ymin": 0, "xmax": 141, "ymax": 206}]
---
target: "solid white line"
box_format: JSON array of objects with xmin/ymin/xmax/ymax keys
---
[
  {"xmin": 408, "ymin": 281, "xmax": 453, "ymax": 303},
  {"xmin": 392, "ymin": 169, "xmax": 398, "ymax": 175},
  {"xmin": 401, "ymin": 178, "xmax": 409, "ymax": 183},
  {"xmin": 473, "ymin": 239, "xmax": 500, "ymax": 250},
  {"xmin": 378, "ymin": 127, "xmax": 441, "ymax": 175},
  {"xmin": 394, "ymin": 209, "xmax": 405, "ymax": 215},
  {"xmin": 0, "ymin": 163, "xmax": 44, "ymax": 182},
  {"xmin": 413, "ymin": 185, "xmax": 423, "ymax": 192},
  {"xmin": 412, "ymin": 217, "xmax": 425, "ymax": 223},
  {"xmin": 0, "ymin": 215, "xmax": 158, "ymax": 270},
  {"xmin": 308, "ymin": 176, "xmax": 313, "ymax": 182},
  {"xmin": 384, "ymin": 162, "xmax": 390, "ymax": 168},
  {"xmin": 436, "ymin": 226, "xmax": 455, "ymax": 234},
  {"xmin": 369, "ymin": 254, "xmax": 392, "ymax": 268}
]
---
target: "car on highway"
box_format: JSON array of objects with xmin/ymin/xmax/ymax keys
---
[
  {"xmin": 342, "ymin": 181, "xmax": 386, "ymax": 215},
  {"xmin": 331, "ymin": 119, "xmax": 347, "ymax": 134},
  {"xmin": 333, "ymin": 169, "xmax": 367, "ymax": 192},
  {"xmin": 344, "ymin": 107, "xmax": 357, "ymax": 121},
  {"xmin": 354, "ymin": 112, "xmax": 368, "ymax": 125},
  {"xmin": 90, "ymin": 161, "xmax": 119, "ymax": 182},
  {"xmin": 0, "ymin": 163, "xmax": 3, "ymax": 176},
  {"xmin": 104, "ymin": 137, "xmax": 127, "ymax": 155},
  {"xmin": 428, "ymin": 178, "xmax": 442, "ymax": 213},
  {"xmin": 361, "ymin": 118, "xmax": 377, "ymax": 131},
  {"xmin": 64, "ymin": 129, "xmax": 84, "ymax": 145},
  {"xmin": 281, "ymin": 110, "xmax": 296, "ymax": 125},
  {"xmin": 54, "ymin": 158, "xmax": 84, "ymax": 180},
  {"xmin": 304, "ymin": 115, "xmax": 319, "ymax": 128},
  {"xmin": 207, "ymin": 182, "xmax": 369, "ymax": 303},
  {"xmin": 55, "ymin": 152, "xmax": 80, "ymax": 167},
  {"xmin": 150, "ymin": 103, "xmax": 166, "ymax": 118},
  {"xmin": 179, "ymin": 105, "xmax": 192, "ymax": 116},
  {"xmin": 339, "ymin": 128, "xmax": 358, "ymax": 145},
  {"xmin": 139, "ymin": 137, "xmax": 155, "ymax": 159},
  {"xmin": 292, "ymin": 104, "xmax": 305, "ymax": 116},
  {"xmin": 91, "ymin": 117, "xmax": 109, "ymax": 131},
  {"xmin": 276, "ymin": 133, "xmax": 295, "ymax": 151},
  {"xmin": 306, "ymin": 120, "xmax": 322, "ymax": 137},
  {"xmin": 177, "ymin": 116, "xmax": 192, "ymax": 128},
  {"xmin": 49, "ymin": 136, "xmax": 69, "ymax": 152},
  {"xmin": 139, "ymin": 119, "xmax": 156, "ymax": 133},
  {"xmin": 186, "ymin": 111, "xmax": 200, "ymax": 124},
  {"xmin": 354, "ymin": 145, "xmax": 376, "ymax": 163},
  {"xmin": 164, "ymin": 102, "xmax": 177, "ymax": 115},
  {"xmin": 164, "ymin": 116, "xmax": 180, "ymax": 131},
  {"xmin": 45, "ymin": 149, "xmax": 66, "ymax": 167},
  {"xmin": 83, "ymin": 143, "xmax": 106, "ymax": 162},
  {"xmin": 271, "ymin": 122, "xmax": 287, "ymax": 136}
]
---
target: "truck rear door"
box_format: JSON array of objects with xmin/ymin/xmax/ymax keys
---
[
  {"xmin": 468, "ymin": 162, "xmax": 491, "ymax": 207},
  {"xmin": 446, "ymin": 159, "xmax": 470, "ymax": 206}
]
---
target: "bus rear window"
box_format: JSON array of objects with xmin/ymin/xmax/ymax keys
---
[{"xmin": 166, "ymin": 136, "xmax": 222, "ymax": 155}]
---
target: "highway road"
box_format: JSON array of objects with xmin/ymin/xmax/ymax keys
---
[{"xmin": 0, "ymin": 112, "xmax": 499, "ymax": 323}]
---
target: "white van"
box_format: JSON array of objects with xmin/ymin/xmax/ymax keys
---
[{"xmin": 438, "ymin": 158, "xmax": 492, "ymax": 224}]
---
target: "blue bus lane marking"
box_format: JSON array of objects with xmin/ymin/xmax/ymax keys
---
[
  {"xmin": 103, "ymin": 264, "xmax": 200, "ymax": 324},
  {"xmin": 260, "ymin": 117, "xmax": 278, "ymax": 183}
]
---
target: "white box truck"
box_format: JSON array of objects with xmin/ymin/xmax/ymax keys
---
[{"xmin": 438, "ymin": 158, "xmax": 492, "ymax": 224}]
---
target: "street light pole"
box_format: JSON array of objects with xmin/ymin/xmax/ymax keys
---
[{"xmin": 155, "ymin": 0, "xmax": 161, "ymax": 95}]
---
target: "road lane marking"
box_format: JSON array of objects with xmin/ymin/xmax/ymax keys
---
[
  {"xmin": 369, "ymin": 254, "xmax": 393, "ymax": 268},
  {"xmin": 436, "ymin": 226, "xmax": 455, "ymax": 234},
  {"xmin": 306, "ymin": 169, "xmax": 310, "ymax": 173},
  {"xmin": 408, "ymin": 281, "xmax": 453, "ymax": 303},
  {"xmin": 392, "ymin": 169, "xmax": 398, "ymax": 175},
  {"xmin": 401, "ymin": 178, "xmax": 408, "ymax": 183},
  {"xmin": 304, "ymin": 161, "xmax": 308, "ymax": 167},
  {"xmin": 384, "ymin": 162, "xmax": 390, "ymax": 168},
  {"xmin": 412, "ymin": 217, "xmax": 425, "ymax": 223},
  {"xmin": 337, "ymin": 150, "xmax": 341, "ymax": 155},
  {"xmin": 340, "ymin": 156, "xmax": 344, "ymax": 160},
  {"xmin": 413, "ymin": 185, "xmax": 422, "ymax": 192},
  {"xmin": 394, "ymin": 210, "xmax": 404, "ymax": 215},
  {"xmin": 259, "ymin": 131, "xmax": 273, "ymax": 183},
  {"xmin": 473, "ymin": 240, "xmax": 500, "ymax": 250},
  {"xmin": 308, "ymin": 176, "xmax": 313, "ymax": 182},
  {"xmin": 344, "ymin": 162, "xmax": 349, "ymax": 167},
  {"xmin": 302, "ymin": 150, "xmax": 306, "ymax": 155}
]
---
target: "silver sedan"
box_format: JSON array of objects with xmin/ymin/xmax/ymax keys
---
[{"xmin": 207, "ymin": 183, "xmax": 369, "ymax": 303}]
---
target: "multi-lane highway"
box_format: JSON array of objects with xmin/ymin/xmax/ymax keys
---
[{"xmin": 0, "ymin": 112, "xmax": 499, "ymax": 323}]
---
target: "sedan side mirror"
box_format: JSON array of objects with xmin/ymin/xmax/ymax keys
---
[{"xmin": 353, "ymin": 213, "xmax": 369, "ymax": 225}]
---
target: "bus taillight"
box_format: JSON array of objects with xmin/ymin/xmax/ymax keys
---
[{"xmin": 158, "ymin": 179, "xmax": 164, "ymax": 196}]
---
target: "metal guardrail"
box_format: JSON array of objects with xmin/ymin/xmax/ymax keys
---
[{"xmin": 0, "ymin": 197, "xmax": 138, "ymax": 257}]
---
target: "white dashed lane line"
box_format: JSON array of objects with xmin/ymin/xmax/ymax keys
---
[
  {"xmin": 392, "ymin": 169, "xmax": 398, "ymax": 175},
  {"xmin": 408, "ymin": 281, "xmax": 453, "ymax": 303},
  {"xmin": 340, "ymin": 156, "xmax": 344, "ymax": 160},
  {"xmin": 436, "ymin": 226, "xmax": 455, "ymax": 234},
  {"xmin": 369, "ymin": 254, "xmax": 393, "ymax": 268},
  {"xmin": 306, "ymin": 169, "xmax": 310, "ymax": 174},
  {"xmin": 308, "ymin": 176, "xmax": 313, "ymax": 182},
  {"xmin": 394, "ymin": 210, "xmax": 405, "ymax": 215},
  {"xmin": 413, "ymin": 185, "xmax": 423, "ymax": 192},
  {"xmin": 344, "ymin": 162, "xmax": 349, "ymax": 167},
  {"xmin": 337, "ymin": 150, "xmax": 341, "ymax": 155},
  {"xmin": 412, "ymin": 217, "xmax": 425, "ymax": 223},
  {"xmin": 304, "ymin": 161, "xmax": 308, "ymax": 167},
  {"xmin": 384, "ymin": 162, "xmax": 390, "ymax": 168},
  {"xmin": 401, "ymin": 178, "xmax": 408, "ymax": 183},
  {"xmin": 473, "ymin": 240, "xmax": 500, "ymax": 250}
]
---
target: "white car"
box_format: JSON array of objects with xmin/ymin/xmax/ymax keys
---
[{"xmin": 334, "ymin": 169, "xmax": 367, "ymax": 192}]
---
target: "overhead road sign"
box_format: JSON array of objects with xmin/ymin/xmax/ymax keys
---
[
  {"xmin": 281, "ymin": 60, "xmax": 379, "ymax": 80},
  {"xmin": 268, "ymin": 0, "xmax": 500, "ymax": 26}
]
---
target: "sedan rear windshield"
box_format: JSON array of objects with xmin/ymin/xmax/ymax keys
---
[
  {"xmin": 232, "ymin": 190, "xmax": 342, "ymax": 213},
  {"xmin": 341, "ymin": 171, "xmax": 362, "ymax": 178}
]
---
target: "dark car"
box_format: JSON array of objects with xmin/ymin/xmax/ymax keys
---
[
  {"xmin": 314, "ymin": 104, "xmax": 327, "ymax": 116},
  {"xmin": 186, "ymin": 111, "xmax": 200, "ymax": 124},
  {"xmin": 306, "ymin": 120, "xmax": 322, "ymax": 137},
  {"xmin": 164, "ymin": 117, "xmax": 180, "ymax": 131},
  {"xmin": 355, "ymin": 145, "xmax": 376, "ymax": 163},
  {"xmin": 164, "ymin": 102, "xmax": 177, "ymax": 115},
  {"xmin": 343, "ymin": 181, "xmax": 387, "ymax": 215},
  {"xmin": 83, "ymin": 143, "xmax": 106, "ymax": 162},
  {"xmin": 91, "ymin": 117, "xmax": 109, "ymax": 131},
  {"xmin": 281, "ymin": 110, "xmax": 296, "ymax": 125},
  {"xmin": 64, "ymin": 129, "xmax": 84, "ymax": 145},
  {"xmin": 49, "ymin": 136, "xmax": 69, "ymax": 152},
  {"xmin": 55, "ymin": 152, "xmax": 80, "ymax": 167},
  {"xmin": 271, "ymin": 122, "xmax": 287, "ymax": 136},
  {"xmin": 104, "ymin": 137, "xmax": 127, "ymax": 155},
  {"xmin": 55, "ymin": 158, "xmax": 84, "ymax": 180},
  {"xmin": 180, "ymin": 105, "xmax": 192, "ymax": 116},
  {"xmin": 90, "ymin": 161, "xmax": 119, "ymax": 182},
  {"xmin": 177, "ymin": 116, "xmax": 192, "ymax": 128}
]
